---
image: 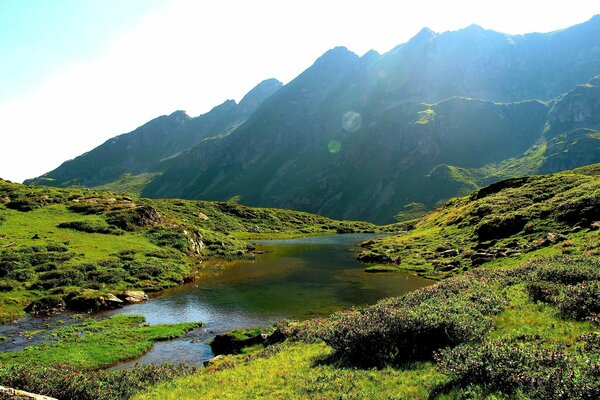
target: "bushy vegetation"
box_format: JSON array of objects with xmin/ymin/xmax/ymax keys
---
[
  {"xmin": 321, "ymin": 273, "xmax": 507, "ymax": 367},
  {"xmin": 359, "ymin": 165, "xmax": 600, "ymax": 278},
  {"xmin": 0, "ymin": 363, "xmax": 197, "ymax": 400},
  {"xmin": 435, "ymin": 339, "xmax": 599, "ymax": 399},
  {"xmin": 57, "ymin": 220, "xmax": 123, "ymax": 235}
]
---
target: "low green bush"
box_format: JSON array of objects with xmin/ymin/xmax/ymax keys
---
[
  {"xmin": 556, "ymin": 281, "xmax": 600, "ymax": 322},
  {"xmin": 435, "ymin": 340, "xmax": 600, "ymax": 400},
  {"xmin": 0, "ymin": 363, "xmax": 197, "ymax": 400},
  {"xmin": 324, "ymin": 299, "xmax": 492, "ymax": 368},
  {"xmin": 57, "ymin": 220, "xmax": 123, "ymax": 235}
]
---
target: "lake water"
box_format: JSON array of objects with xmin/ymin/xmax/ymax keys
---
[
  {"xmin": 0, "ymin": 234, "xmax": 432, "ymax": 366},
  {"xmin": 109, "ymin": 234, "xmax": 433, "ymax": 367}
]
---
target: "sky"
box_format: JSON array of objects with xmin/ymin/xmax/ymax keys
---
[{"xmin": 1, "ymin": 0, "xmax": 599, "ymax": 183}]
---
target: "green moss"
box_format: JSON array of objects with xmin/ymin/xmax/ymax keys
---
[{"xmin": 0, "ymin": 315, "xmax": 200, "ymax": 369}]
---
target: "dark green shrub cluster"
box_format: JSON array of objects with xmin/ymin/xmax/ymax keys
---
[
  {"xmin": 5, "ymin": 195, "xmax": 42, "ymax": 212},
  {"xmin": 57, "ymin": 220, "xmax": 123, "ymax": 235},
  {"xmin": 321, "ymin": 274, "xmax": 507, "ymax": 368},
  {"xmin": 0, "ymin": 363, "xmax": 197, "ymax": 400},
  {"xmin": 68, "ymin": 203, "xmax": 106, "ymax": 214},
  {"xmin": 105, "ymin": 205, "xmax": 162, "ymax": 231},
  {"xmin": 324, "ymin": 301, "xmax": 492, "ymax": 368},
  {"xmin": 147, "ymin": 227, "xmax": 188, "ymax": 252},
  {"xmin": 0, "ymin": 245, "xmax": 75, "ymax": 282},
  {"xmin": 476, "ymin": 212, "xmax": 527, "ymax": 240},
  {"xmin": 556, "ymin": 281, "xmax": 600, "ymax": 321},
  {"xmin": 0, "ymin": 279, "xmax": 19, "ymax": 292},
  {"xmin": 521, "ymin": 256, "xmax": 600, "ymax": 322},
  {"xmin": 435, "ymin": 340, "xmax": 600, "ymax": 400}
]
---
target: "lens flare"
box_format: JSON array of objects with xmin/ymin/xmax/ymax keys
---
[
  {"xmin": 328, "ymin": 140, "xmax": 342, "ymax": 153},
  {"xmin": 342, "ymin": 111, "xmax": 362, "ymax": 132}
]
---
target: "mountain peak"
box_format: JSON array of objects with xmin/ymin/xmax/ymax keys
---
[
  {"xmin": 314, "ymin": 46, "xmax": 360, "ymax": 67},
  {"xmin": 239, "ymin": 78, "xmax": 283, "ymax": 110},
  {"xmin": 409, "ymin": 27, "xmax": 437, "ymax": 43},
  {"xmin": 361, "ymin": 49, "xmax": 380, "ymax": 63},
  {"xmin": 168, "ymin": 110, "xmax": 191, "ymax": 123}
]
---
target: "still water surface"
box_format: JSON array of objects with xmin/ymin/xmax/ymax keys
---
[
  {"xmin": 110, "ymin": 234, "xmax": 432, "ymax": 366},
  {"xmin": 0, "ymin": 234, "xmax": 432, "ymax": 366}
]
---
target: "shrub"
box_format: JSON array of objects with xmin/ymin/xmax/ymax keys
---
[
  {"xmin": 533, "ymin": 257, "xmax": 600, "ymax": 285},
  {"xmin": 147, "ymin": 228, "xmax": 188, "ymax": 252},
  {"xmin": 435, "ymin": 340, "xmax": 600, "ymax": 400},
  {"xmin": 6, "ymin": 268, "xmax": 35, "ymax": 282},
  {"xmin": 476, "ymin": 213, "xmax": 527, "ymax": 241},
  {"xmin": 57, "ymin": 220, "xmax": 123, "ymax": 235},
  {"xmin": 0, "ymin": 363, "xmax": 197, "ymax": 400},
  {"xmin": 34, "ymin": 269, "xmax": 84, "ymax": 290},
  {"xmin": 556, "ymin": 281, "xmax": 600, "ymax": 321},
  {"xmin": 0, "ymin": 279, "xmax": 19, "ymax": 292},
  {"xmin": 525, "ymin": 281, "xmax": 561, "ymax": 303},
  {"xmin": 324, "ymin": 299, "xmax": 492, "ymax": 368}
]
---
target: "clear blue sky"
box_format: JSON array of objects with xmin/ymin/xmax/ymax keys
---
[{"xmin": 1, "ymin": 0, "xmax": 599, "ymax": 183}]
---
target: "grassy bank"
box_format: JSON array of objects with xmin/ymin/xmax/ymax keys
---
[
  {"xmin": 134, "ymin": 255, "xmax": 599, "ymax": 400},
  {"xmin": 0, "ymin": 178, "xmax": 378, "ymax": 321},
  {"xmin": 358, "ymin": 164, "xmax": 600, "ymax": 278},
  {"xmin": 0, "ymin": 315, "xmax": 200, "ymax": 369}
]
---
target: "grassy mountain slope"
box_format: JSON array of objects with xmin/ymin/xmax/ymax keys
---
[
  {"xmin": 26, "ymin": 17, "xmax": 600, "ymax": 224},
  {"xmin": 0, "ymin": 178, "xmax": 376, "ymax": 322},
  {"xmin": 132, "ymin": 165, "xmax": 600, "ymax": 400},
  {"xmin": 359, "ymin": 163, "xmax": 600, "ymax": 278}
]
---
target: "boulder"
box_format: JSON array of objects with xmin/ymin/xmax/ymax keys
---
[
  {"xmin": 203, "ymin": 354, "xmax": 225, "ymax": 367},
  {"xmin": 119, "ymin": 290, "xmax": 148, "ymax": 304},
  {"xmin": 210, "ymin": 330, "xmax": 266, "ymax": 355},
  {"xmin": 24, "ymin": 297, "xmax": 65, "ymax": 316},
  {"xmin": 470, "ymin": 252, "xmax": 495, "ymax": 266},
  {"xmin": 534, "ymin": 232, "xmax": 567, "ymax": 248},
  {"xmin": 438, "ymin": 249, "xmax": 459, "ymax": 257},
  {"xmin": 64, "ymin": 290, "xmax": 124, "ymax": 312}
]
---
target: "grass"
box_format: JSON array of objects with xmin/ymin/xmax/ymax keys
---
[
  {"xmin": 133, "ymin": 342, "xmax": 447, "ymax": 400},
  {"xmin": 0, "ymin": 315, "xmax": 200, "ymax": 369},
  {"xmin": 133, "ymin": 254, "xmax": 599, "ymax": 399},
  {"xmin": 489, "ymin": 285, "xmax": 596, "ymax": 344},
  {"xmin": 0, "ymin": 178, "xmax": 379, "ymax": 321},
  {"xmin": 364, "ymin": 264, "xmax": 400, "ymax": 272},
  {"xmin": 359, "ymin": 164, "xmax": 600, "ymax": 278}
]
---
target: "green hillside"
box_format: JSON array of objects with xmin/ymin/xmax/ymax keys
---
[
  {"xmin": 2, "ymin": 165, "xmax": 599, "ymax": 399},
  {"xmin": 0, "ymin": 178, "xmax": 376, "ymax": 322},
  {"xmin": 130, "ymin": 165, "xmax": 600, "ymax": 400}
]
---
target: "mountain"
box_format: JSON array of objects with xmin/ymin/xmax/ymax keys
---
[
  {"xmin": 27, "ymin": 16, "xmax": 600, "ymax": 223},
  {"xmin": 25, "ymin": 79, "xmax": 283, "ymax": 188}
]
